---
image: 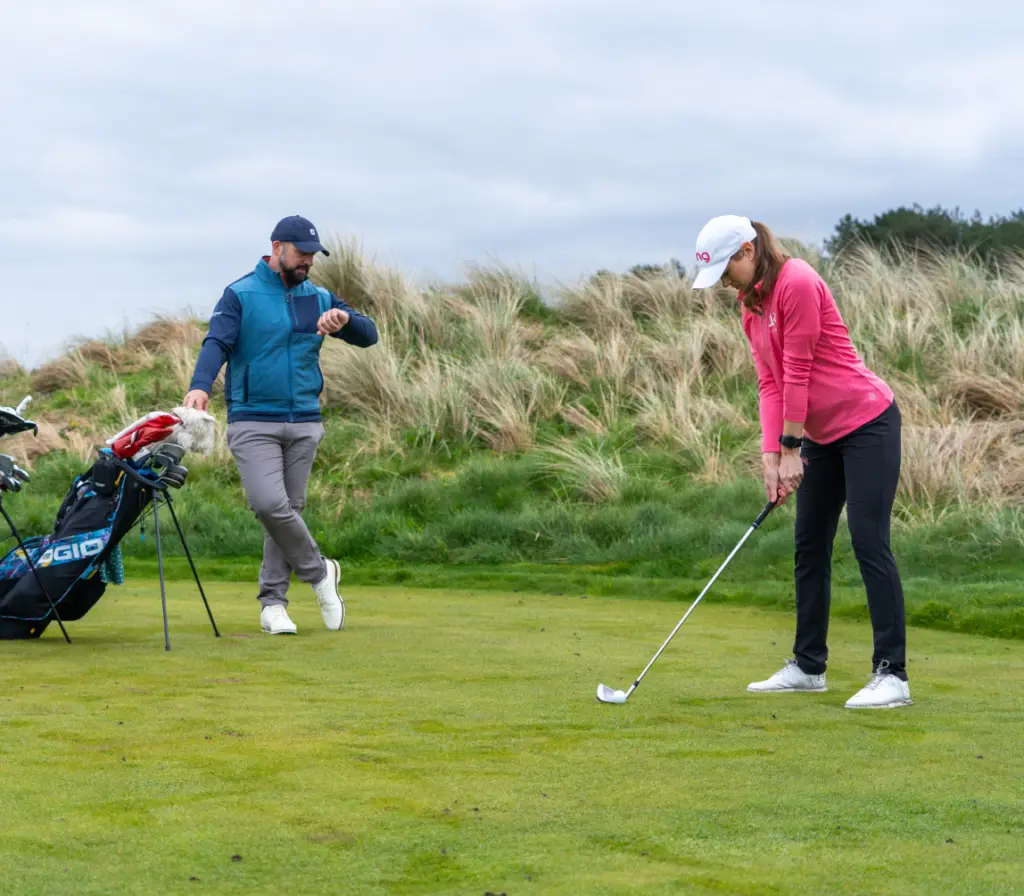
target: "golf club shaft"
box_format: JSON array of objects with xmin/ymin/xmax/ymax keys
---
[{"xmin": 625, "ymin": 499, "xmax": 777, "ymax": 696}]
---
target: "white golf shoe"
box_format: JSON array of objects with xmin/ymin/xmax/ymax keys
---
[
  {"xmin": 845, "ymin": 663, "xmax": 913, "ymax": 709},
  {"xmin": 747, "ymin": 658, "xmax": 827, "ymax": 693},
  {"xmin": 261, "ymin": 604, "xmax": 297, "ymax": 635},
  {"xmin": 312, "ymin": 558, "xmax": 345, "ymax": 631}
]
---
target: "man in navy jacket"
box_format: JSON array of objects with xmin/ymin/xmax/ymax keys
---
[{"xmin": 183, "ymin": 215, "xmax": 378, "ymax": 635}]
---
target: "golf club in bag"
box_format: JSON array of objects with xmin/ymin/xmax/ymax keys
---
[
  {"xmin": 596, "ymin": 499, "xmax": 778, "ymax": 705},
  {"xmin": 0, "ymin": 404, "xmax": 220, "ymax": 648},
  {"xmin": 0, "ymin": 397, "xmax": 72, "ymax": 643}
]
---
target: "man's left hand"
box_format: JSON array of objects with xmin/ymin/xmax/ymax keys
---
[{"xmin": 317, "ymin": 308, "xmax": 349, "ymax": 335}]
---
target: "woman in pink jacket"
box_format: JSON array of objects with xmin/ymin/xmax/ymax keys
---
[{"xmin": 692, "ymin": 214, "xmax": 911, "ymax": 710}]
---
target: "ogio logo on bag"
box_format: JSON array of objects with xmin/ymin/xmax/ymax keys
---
[{"xmin": 37, "ymin": 537, "xmax": 106, "ymax": 568}]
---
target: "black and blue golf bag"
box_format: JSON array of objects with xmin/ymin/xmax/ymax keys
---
[
  {"xmin": 0, "ymin": 402, "xmax": 218, "ymax": 646},
  {"xmin": 0, "ymin": 451, "xmax": 153, "ymax": 639}
]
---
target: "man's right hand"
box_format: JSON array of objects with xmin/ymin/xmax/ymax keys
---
[{"xmin": 182, "ymin": 389, "xmax": 210, "ymax": 411}]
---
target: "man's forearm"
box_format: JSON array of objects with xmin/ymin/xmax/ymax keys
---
[
  {"xmin": 189, "ymin": 339, "xmax": 228, "ymax": 393},
  {"xmin": 191, "ymin": 287, "xmax": 242, "ymax": 392}
]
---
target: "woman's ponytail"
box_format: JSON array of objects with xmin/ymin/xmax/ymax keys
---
[{"xmin": 741, "ymin": 221, "xmax": 790, "ymax": 312}]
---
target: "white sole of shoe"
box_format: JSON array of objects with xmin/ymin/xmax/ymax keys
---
[
  {"xmin": 845, "ymin": 698, "xmax": 913, "ymax": 709},
  {"xmin": 320, "ymin": 559, "xmax": 345, "ymax": 631},
  {"xmin": 746, "ymin": 685, "xmax": 828, "ymax": 693}
]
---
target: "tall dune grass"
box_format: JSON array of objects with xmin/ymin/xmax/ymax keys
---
[
  {"xmin": 314, "ymin": 240, "xmax": 1024, "ymax": 512},
  {"xmin": 4, "ymin": 238, "xmax": 1023, "ymax": 530}
]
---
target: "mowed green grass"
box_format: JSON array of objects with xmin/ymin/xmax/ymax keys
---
[{"xmin": 1, "ymin": 582, "xmax": 1022, "ymax": 895}]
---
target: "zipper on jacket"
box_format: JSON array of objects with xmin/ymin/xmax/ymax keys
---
[
  {"xmin": 286, "ymin": 293, "xmax": 295, "ymax": 422},
  {"xmin": 243, "ymin": 365, "xmax": 250, "ymax": 403}
]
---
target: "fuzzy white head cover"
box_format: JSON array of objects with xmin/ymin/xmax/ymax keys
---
[{"xmin": 167, "ymin": 406, "xmax": 217, "ymax": 455}]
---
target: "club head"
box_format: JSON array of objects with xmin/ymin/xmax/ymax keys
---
[
  {"xmin": 152, "ymin": 443, "xmax": 186, "ymax": 465},
  {"xmin": 596, "ymin": 683, "xmax": 628, "ymax": 704},
  {"xmin": 0, "ymin": 408, "xmax": 37, "ymax": 439},
  {"xmin": 2, "ymin": 456, "xmax": 29, "ymax": 482},
  {"xmin": 161, "ymin": 464, "xmax": 188, "ymax": 488},
  {"xmin": 1, "ymin": 455, "xmax": 21, "ymax": 476}
]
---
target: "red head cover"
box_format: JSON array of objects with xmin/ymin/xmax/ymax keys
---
[{"xmin": 106, "ymin": 411, "xmax": 183, "ymax": 459}]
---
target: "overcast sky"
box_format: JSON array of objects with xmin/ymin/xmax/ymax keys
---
[{"xmin": 2, "ymin": 1, "xmax": 1023, "ymax": 369}]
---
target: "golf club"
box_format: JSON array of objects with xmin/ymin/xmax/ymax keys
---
[
  {"xmin": 0, "ymin": 455, "xmax": 73, "ymax": 644},
  {"xmin": 596, "ymin": 499, "xmax": 778, "ymax": 705},
  {"xmin": 0, "ymin": 454, "xmax": 30, "ymax": 492},
  {"xmin": 0, "ymin": 397, "xmax": 37, "ymax": 439},
  {"xmin": 136, "ymin": 443, "xmax": 189, "ymax": 489}
]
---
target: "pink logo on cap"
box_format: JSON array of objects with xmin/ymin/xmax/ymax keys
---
[{"xmin": 696, "ymin": 251, "xmax": 711, "ymax": 263}]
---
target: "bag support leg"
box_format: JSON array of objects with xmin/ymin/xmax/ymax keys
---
[{"xmin": 0, "ymin": 497, "xmax": 72, "ymax": 644}]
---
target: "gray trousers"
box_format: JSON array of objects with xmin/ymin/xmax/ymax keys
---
[{"xmin": 227, "ymin": 421, "xmax": 327, "ymax": 608}]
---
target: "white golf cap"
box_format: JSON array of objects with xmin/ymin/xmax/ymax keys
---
[{"xmin": 692, "ymin": 214, "xmax": 757, "ymax": 288}]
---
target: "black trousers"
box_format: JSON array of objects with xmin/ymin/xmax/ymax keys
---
[{"xmin": 793, "ymin": 400, "xmax": 907, "ymax": 680}]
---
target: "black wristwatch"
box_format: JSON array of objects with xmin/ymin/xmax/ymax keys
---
[{"xmin": 779, "ymin": 434, "xmax": 802, "ymax": 450}]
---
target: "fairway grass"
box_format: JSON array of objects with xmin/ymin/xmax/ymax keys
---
[{"xmin": 1, "ymin": 583, "xmax": 1022, "ymax": 895}]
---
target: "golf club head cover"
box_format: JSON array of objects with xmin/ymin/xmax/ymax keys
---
[
  {"xmin": 0, "ymin": 396, "xmax": 38, "ymax": 439},
  {"xmin": 167, "ymin": 406, "xmax": 216, "ymax": 456},
  {"xmin": 106, "ymin": 411, "xmax": 183, "ymax": 460}
]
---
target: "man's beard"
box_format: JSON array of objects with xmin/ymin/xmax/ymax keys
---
[{"xmin": 280, "ymin": 263, "xmax": 309, "ymax": 287}]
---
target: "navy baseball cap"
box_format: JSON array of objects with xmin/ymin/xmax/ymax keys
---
[{"xmin": 270, "ymin": 215, "xmax": 330, "ymax": 255}]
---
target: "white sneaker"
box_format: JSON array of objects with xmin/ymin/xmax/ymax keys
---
[
  {"xmin": 261, "ymin": 604, "xmax": 297, "ymax": 635},
  {"xmin": 747, "ymin": 658, "xmax": 827, "ymax": 693},
  {"xmin": 845, "ymin": 664, "xmax": 913, "ymax": 709},
  {"xmin": 312, "ymin": 558, "xmax": 345, "ymax": 631}
]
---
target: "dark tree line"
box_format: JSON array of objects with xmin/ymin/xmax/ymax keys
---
[
  {"xmin": 599, "ymin": 204, "xmax": 1024, "ymax": 282},
  {"xmin": 826, "ymin": 204, "xmax": 1024, "ymax": 267}
]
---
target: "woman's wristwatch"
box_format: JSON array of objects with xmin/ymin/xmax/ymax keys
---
[{"xmin": 779, "ymin": 434, "xmax": 803, "ymax": 450}]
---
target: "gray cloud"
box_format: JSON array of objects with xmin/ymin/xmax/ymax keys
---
[{"xmin": 2, "ymin": 0, "xmax": 1023, "ymax": 367}]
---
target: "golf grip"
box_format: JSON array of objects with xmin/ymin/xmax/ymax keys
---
[
  {"xmin": 752, "ymin": 498, "xmax": 778, "ymax": 528},
  {"xmin": 627, "ymin": 499, "xmax": 778, "ymax": 695}
]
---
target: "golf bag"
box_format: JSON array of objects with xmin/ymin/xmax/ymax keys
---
[
  {"xmin": 0, "ymin": 452, "xmax": 152, "ymax": 638},
  {"xmin": 0, "ymin": 404, "xmax": 218, "ymax": 642}
]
